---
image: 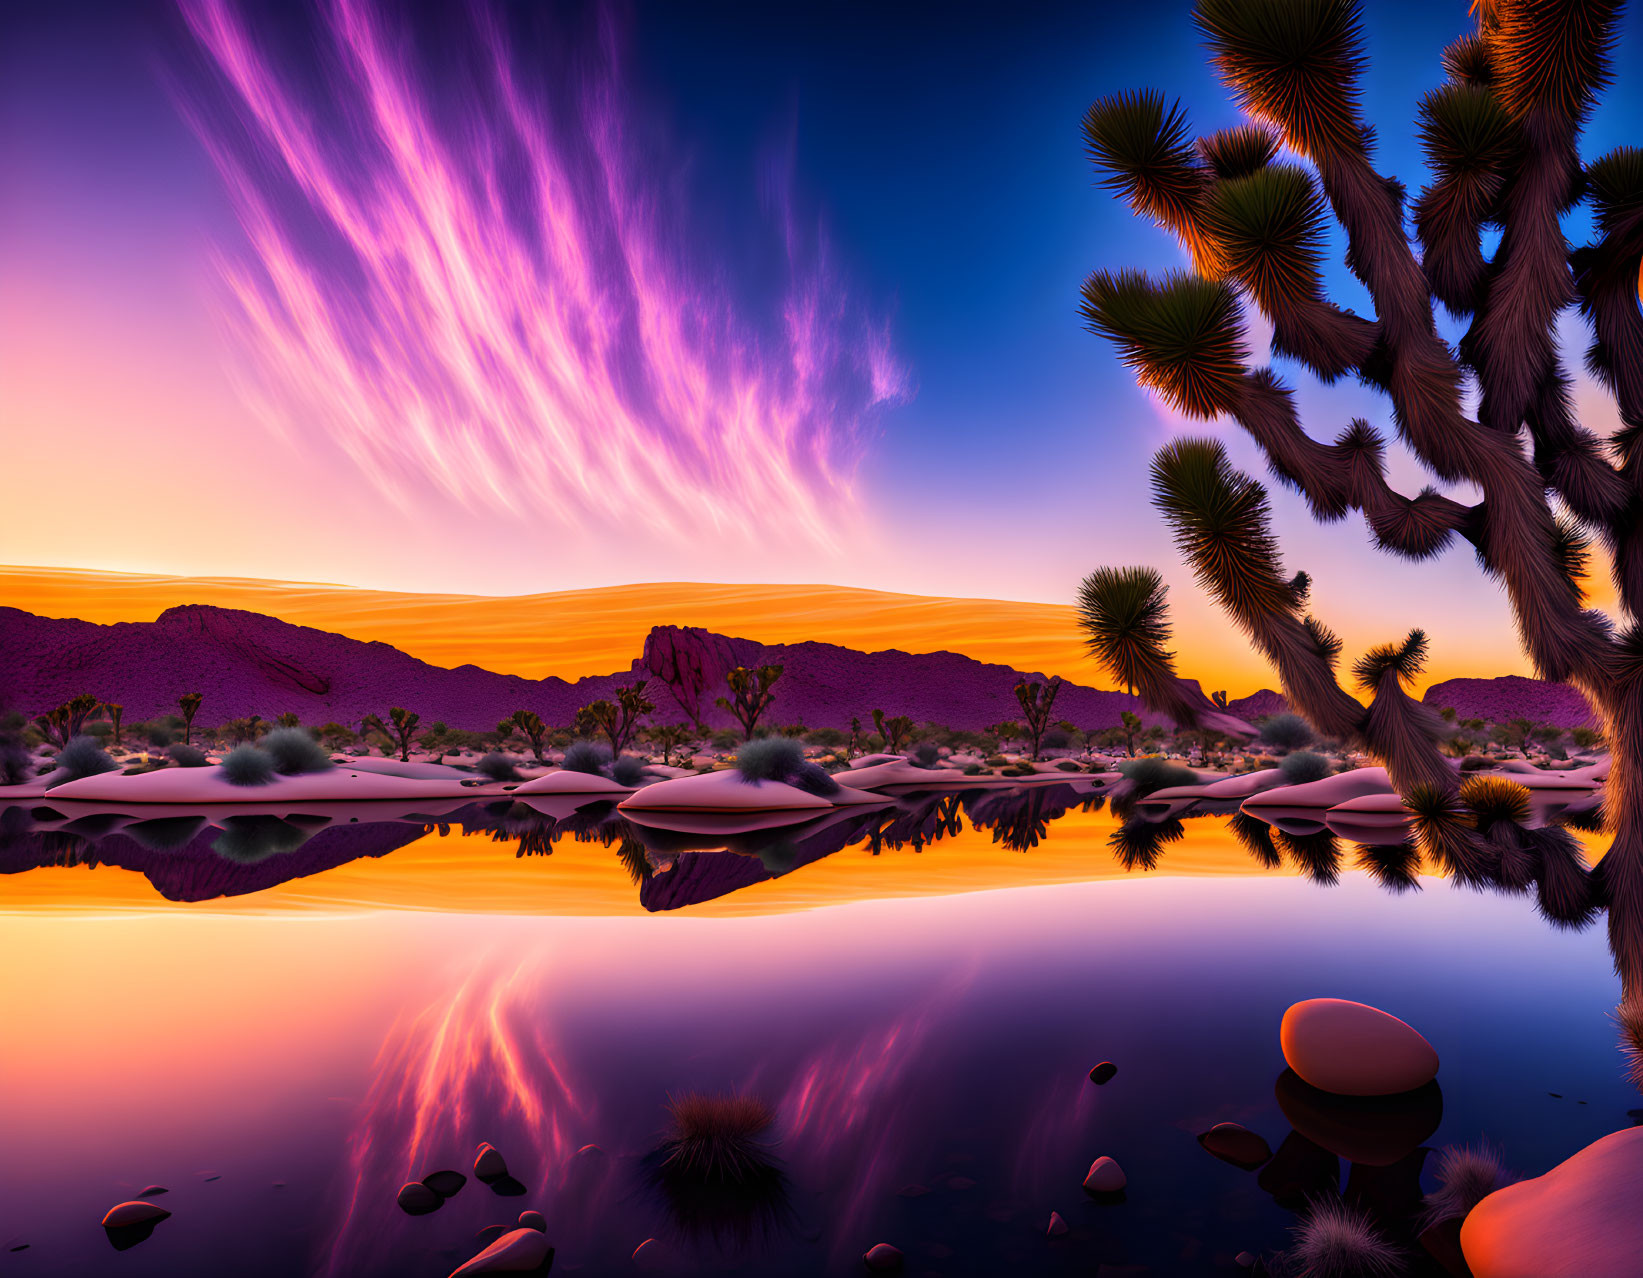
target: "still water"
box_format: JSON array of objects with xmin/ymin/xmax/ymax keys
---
[{"xmin": 0, "ymin": 790, "xmax": 1629, "ymax": 1276}]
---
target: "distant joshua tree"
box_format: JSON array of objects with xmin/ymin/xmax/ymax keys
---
[
  {"xmin": 1074, "ymin": 0, "xmax": 1643, "ymax": 988},
  {"xmin": 716, "ymin": 665, "xmax": 783, "ymax": 742},
  {"xmin": 33, "ymin": 693, "xmax": 102, "ymax": 747},
  {"xmin": 275, "ymin": 712, "xmax": 301, "ymax": 729},
  {"xmin": 506, "ymin": 710, "xmax": 549, "ymax": 761},
  {"xmin": 580, "ymin": 681, "xmax": 655, "ymax": 756},
  {"xmin": 362, "ymin": 708, "xmax": 420, "ymax": 761},
  {"xmin": 872, "ymin": 708, "xmax": 914, "ymax": 754},
  {"xmin": 643, "ymin": 723, "xmax": 695, "ymax": 766},
  {"xmin": 178, "ymin": 692, "xmax": 203, "ymax": 745},
  {"xmin": 1014, "ymin": 676, "xmax": 1064, "ymax": 760}
]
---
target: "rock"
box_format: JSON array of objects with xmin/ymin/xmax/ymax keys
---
[
  {"xmin": 398, "ymin": 1181, "xmax": 443, "ymax": 1215},
  {"xmin": 1418, "ymin": 1217, "xmax": 1470, "ymax": 1277},
  {"xmin": 101, "ymin": 1201, "xmax": 171, "ymax": 1229},
  {"xmin": 137, "ymin": 1185, "xmax": 167, "ymax": 1197},
  {"xmin": 474, "ymin": 1225, "xmax": 509, "ymax": 1247},
  {"xmin": 517, "ymin": 1210, "xmax": 547, "ymax": 1232},
  {"xmin": 1082, "ymin": 1156, "xmax": 1126, "ymax": 1194},
  {"xmin": 632, "ymin": 1237, "xmax": 668, "ymax": 1270},
  {"xmin": 863, "ymin": 1242, "xmax": 905, "ymax": 1271},
  {"xmin": 448, "ymin": 1226, "xmax": 553, "ymax": 1275},
  {"xmin": 1280, "ymin": 998, "xmax": 1439, "ymax": 1096},
  {"xmin": 474, "ymin": 1143, "xmax": 509, "ymax": 1183},
  {"xmin": 1461, "ymin": 1126, "xmax": 1643, "ymax": 1277},
  {"xmin": 1197, "ymin": 1122, "xmax": 1273, "ymax": 1170},
  {"xmin": 1235, "ymin": 1253, "xmax": 1256, "ymax": 1269},
  {"xmin": 1089, "ymin": 1061, "xmax": 1118, "ymax": 1085},
  {"xmin": 1047, "ymin": 1211, "xmax": 1069, "ymax": 1237},
  {"xmin": 423, "ymin": 1169, "xmax": 467, "ymax": 1198}
]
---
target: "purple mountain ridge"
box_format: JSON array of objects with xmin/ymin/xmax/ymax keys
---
[{"xmin": 0, "ymin": 604, "xmax": 1590, "ymax": 734}]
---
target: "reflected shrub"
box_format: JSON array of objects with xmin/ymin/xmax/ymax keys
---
[
  {"xmin": 477, "ymin": 752, "xmax": 522, "ymax": 782},
  {"xmin": 168, "ymin": 744, "xmax": 209, "ymax": 768},
  {"xmin": 261, "ymin": 727, "xmax": 334, "ymax": 774},
  {"xmin": 1115, "ymin": 756, "xmax": 1198, "ymax": 795},
  {"xmin": 57, "ymin": 736, "xmax": 119, "ymax": 781},
  {"xmin": 213, "ymin": 814, "xmax": 312, "ymax": 862},
  {"xmin": 221, "ymin": 744, "xmax": 277, "ymax": 786},
  {"xmin": 125, "ymin": 815, "xmax": 208, "ymax": 851},
  {"xmin": 1279, "ymin": 751, "xmax": 1332, "ymax": 785}
]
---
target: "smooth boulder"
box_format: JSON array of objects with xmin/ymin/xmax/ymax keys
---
[
  {"xmin": 1280, "ymin": 998, "xmax": 1438, "ymax": 1096},
  {"xmin": 517, "ymin": 1210, "xmax": 546, "ymax": 1232},
  {"xmin": 423, "ymin": 1169, "xmax": 467, "ymax": 1198},
  {"xmin": 1461, "ymin": 1126, "xmax": 1643, "ymax": 1277},
  {"xmin": 1198, "ymin": 1122, "xmax": 1272, "ymax": 1169},
  {"xmin": 1089, "ymin": 1061, "xmax": 1117, "ymax": 1085},
  {"xmin": 448, "ymin": 1227, "xmax": 552, "ymax": 1275},
  {"xmin": 102, "ymin": 1201, "xmax": 171, "ymax": 1229},
  {"xmin": 398, "ymin": 1181, "xmax": 443, "ymax": 1215},
  {"xmin": 1082, "ymin": 1156, "xmax": 1126, "ymax": 1193},
  {"xmin": 474, "ymin": 1143, "xmax": 509, "ymax": 1182},
  {"xmin": 863, "ymin": 1242, "xmax": 905, "ymax": 1271}
]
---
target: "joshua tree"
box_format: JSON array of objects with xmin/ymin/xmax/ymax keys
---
[
  {"xmin": 33, "ymin": 693, "xmax": 102, "ymax": 747},
  {"xmin": 643, "ymin": 723, "xmax": 695, "ymax": 766},
  {"xmin": 1118, "ymin": 710, "xmax": 1143, "ymax": 758},
  {"xmin": 1014, "ymin": 676, "xmax": 1064, "ymax": 760},
  {"xmin": 847, "ymin": 715, "xmax": 865, "ymax": 759},
  {"xmin": 716, "ymin": 665, "xmax": 783, "ymax": 742},
  {"xmin": 581, "ymin": 681, "xmax": 655, "ymax": 756},
  {"xmin": 1573, "ymin": 725, "xmax": 1607, "ymax": 752},
  {"xmin": 275, "ymin": 712, "xmax": 301, "ymax": 729},
  {"xmin": 507, "ymin": 710, "xmax": 549, "ymax": 762},
  {"xmin": 871, "ymin": 708, "xmax": 914, "ymax": 754},
  {"xmin": 106, "ymin": 703, "xmax": 124, "ymax": 749},
  {"xmin": 1075, "ymin": 0, "xmax": 1643, "ymax": 988},
  {"xmin": 362, "ymin": 708, "xmax": 420, "ymax": 761},
  {"xmin": 178, "ymin": 692, "xmax": 203, "ymax": 745}
]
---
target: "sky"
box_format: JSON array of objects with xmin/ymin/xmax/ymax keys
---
[{"xmin": 3, "ymin": 0, "xmax": 1642, "ymax": 691}]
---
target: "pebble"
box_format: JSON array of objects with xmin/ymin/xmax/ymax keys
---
[
  {"xmin": 1047, "ymin": 1211, "xmax": 1069, "ymax": 1237},
  {"xmin": 1082, "ymin": 1156, "xmax": 1126, "ymax": 1194},
  {"xmin": 1089, "ymin": 1062, "xmax": 1118, "ymax": 1085},
  {"xmin": 517, "ymin": 1210, "xmax": 547, "ymax": 1232},
  {"xmin": 863, "ymin": 1242, "xmax": 905, "ymax": 1271},
  {"xmin": 101, "ymin": 1201, "xmax": 171, "ymax": 1229},
  {"xmin": 397, "ymin": 1181, "xmax": 443, "ymax": 1215},
  {"xmin": 474, "ymin": 1143, "xmax": 508, "ymax": 1183},
  {"xmin": 423, "ymin": 1169, "xmax": 467, "ymax": 1198}
]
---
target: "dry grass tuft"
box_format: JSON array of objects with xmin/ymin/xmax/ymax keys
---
[
  {"xmin": 1287, "ymin": 1196, "xmax": 1402, "ymax": 1278},
  {"xmin": 1424, "ymin": 1142, "xmax": 1511, "ymax": 1223},
  {"xmin": 661, "ymin": 1093, "xmax": 777, "ymax": 1180}
]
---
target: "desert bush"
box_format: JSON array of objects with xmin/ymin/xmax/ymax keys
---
[
  {"xmin": 562, "ymin": 741, "xmax": 611, "ymax": 775},
  {"xmin": 1279, "ymin": 751, "xmax": 1332, "ymax": 785},
  {"xmin": 1116, "ymin": 756, "xmax": 1198, "ymax": 794},
  {"xmin": 611, "ymin": 755, "xmax": 646, "ymax": 787},
  {"xmin": 1424, "ymin": 1144, "xmax": 1511, "ymax": 1224},
  {"xmin": 1459, "ymin": 755, "xmax": 1494, "ymax": 772},
  {"xmin": 477, "ymin": 752, "xmax": 522, "ymax": 782},
  {"xmin": 57, "ymin": 735, "xmax": 119, "ymax": 781},
  {"xmin": 1286, "ymin": 1197, "xmax": 1401, "ymax": 1278},
  {"xmin": 1042, "ymin": 728, "xmax": 1071, "ymax": 750},
  {"xmin": 221, "ymin": 743, "xmax": 277, "ymax": 786},
  {"xmin": 985, "ymin": 754, "xmax": 1009, "ymax": 768},
  {"xmin": 736, "ymin": 737, "xmax": 807, "ymax": 782},
  {"xmin": 964, "ymin": 763, "xmax": 985, "ymax": 776},
  {"xmin": 910, "ymin": 741, "xmax": 942, "ymax": 768},
  {"xmin": 260, "ymin": 726, "xmax": 334, "ymax": 775},
  {"xmin": 710, "ymin": 729, "xmax": 740, "ymax": 750},
  {"xmin": 1259, "ymin": 713, "xmax": 1315, "ymax": 753},
  {"xmin": 803, "ymin": 727, "xmax": 845, "ymax": 748},
  {"xmin": 0, "ymin": 734, "xmax": 29, "ymax": 785},
  {"xmin": 168, "ymin": 744, "xmax": 209, "ymax": 768}
]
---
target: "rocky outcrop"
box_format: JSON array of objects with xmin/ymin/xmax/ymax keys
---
[{"xmin": 1421, "ymin": 675, "xmax": 1596, "ymax": 728}]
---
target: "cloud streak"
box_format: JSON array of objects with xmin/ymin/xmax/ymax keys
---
[{"xmin": 177, "ymin": 0, "xmax": 906, "ymax": 551}]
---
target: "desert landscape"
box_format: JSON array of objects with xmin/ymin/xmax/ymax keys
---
[{"xmin": 7, "ymin": 1, "xmax": 1643, "ymax": 1276}]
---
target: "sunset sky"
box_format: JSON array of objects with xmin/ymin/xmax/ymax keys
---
[{"xmin": 4, "ymin": 0, "xmax": 1642, "ymax": 691}]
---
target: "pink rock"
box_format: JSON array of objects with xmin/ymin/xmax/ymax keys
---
[
  {"xmin": 101, "ymin": 1201, "xmax": 170, "ymax": 1229},
  {"xmin": 1461, "ymin": 1127, "xmax": 1643, "ymax": 1278},
  {"xmin": 448, "ymin": 1227, "xmax": 551, "ymax": 1275},
  {"xmin": 1082, "ymin": 1156, "xmax": 1126, "ymax": 1193},
  {"xmin": 1198, "ymin": 1122, "xmax": 1273, "ymax": 1169},
  {"xmin": 1047, "ymin": 1210, "xmax": 1069, "ymax": 1237},
  {"xmin": 473, "ymin": 1143, "xmax": 508, "ymax": 1182},
  {"xmin": 516, "ymin": 1210, "xmax": 546, "ymax": 1232},
  {"xmin": 1281, "ymin": 998, "xmax": 1438, "ymax": 1096},
  {"xmin": 863, "ymin": 1242, "xmax": 905, "ymax": 1271}
]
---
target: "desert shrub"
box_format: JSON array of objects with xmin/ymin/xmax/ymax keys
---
[
  {"xmin": 910, "ymin": 741, "xmax": 942, "ymax": 768},
  {"xmin": 146, "ymin": 723, "xmax": 178, "ymax": 748},
  {"xmin": 660, "ymin": 1092, "xmax": 776, "ymax": 1179},
  {"xmin": 736, "ymin": 737, "xmax": 807, "ymax": 782},
  {"xmin": 1424, "ymin": 1144, "xmax": 1511, "ymax": 1224},
  {"xmin": 710, "ymin": 729, "xmax": 740, "ymax": 750},
  {"xmin": 1116, "ymin": 756, "xmax": 1198, "ymax": 794},
  {"xmin": 260, "ymin": 726, "xmax": 334, "ymax": 775},
  {"xmin": 57, "ymin": 736, "xmax": 119, "ymax": 781},
  {"xmin": 787, "ymin": 760, "xmax": 841, "ymax": 797},
  {"xmin": 1259, "ymin": 713, "xmax": 1315, "ymax": 753},
  {"xmin": 1279, "ymin": 751, "xmax": 1332, "ymax": 785},
  {"xmin": 0, "ymin": 734, "xmax": 29, "ymax": 785},
  {"xmin": 964, "ymin": 763, "xmax": 985, "ymax": 776},
  {"xmin": 611, "ymin": 755, "xmax": 646, "ymax": 787},
  {"xmin": 221, "ymin": 743, "xmax": 277, "ymax": 786},
  {"xmin": 1042, "ymin": 728, "xmax": 1071, "ymax": 750},
  {"xmin": 803, "ymin": 727, "xmax": 845, "ymax": 747},
  {"xmin": 562, "ymin": 741, "xmax": 611, "ymax": 775},
  {"xmin": 476, "ymin": 752, "xmax": 522, "ymax": 782},
  {"xmin": 1287, "ymin": 1197, "xmax": 1401, "ymax": 1278},
  {"xmin": 985, "ymin": 754, "xmax": 1009, "ymax": 768},
  {"xmin": 213, "ymin": 814, "xmax": 310, "ymax": 862},
  {"xmin": 1459, "ymin": 755, "xmax": 1494, "ymax": 772},
  {"xmin": 168, "ymin": 744, "xmax": 209, "ymax": 767}
]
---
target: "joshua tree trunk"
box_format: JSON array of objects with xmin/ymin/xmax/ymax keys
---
[{"xmin": 1075, "ymin": 0, "xmax": 1641, "ymax": 992}]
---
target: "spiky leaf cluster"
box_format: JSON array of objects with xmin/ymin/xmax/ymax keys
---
[
  {"xmin": 1149, "ymin": 439, "xmax": 1296, "ymax": 620},
  {"xmin": 1352, "ymin": 629, "xmax": 1429, "ymax": 691},
  {"xmin": 1194, "ymin": 0, "xmax": 1366, "ymax": 159},
  {"xmin": 1491, "ymin": 0, "xmax": 1621, "ymax": 122},
  {"xmin": 1076, "ymin": 566, "xmax": 1177, "ymax": 694},
  {"xmin": 1460, "ymin": 774, "xmax": 1534, "ymax": 827},
  {"xmin": 1202, "ymin": 164, "xmax": 1329, "ymax": 310},
  {"xmin": 1586, "ymin": 146, "xmax": 1643, "ymax": 246},
  {"xmin": 1080, "ymin": 271, "xmax": 1248, "ymax": 418},
  {"xmin": 1083, "ymin": 91, "xmax": 1206, "ymax": 239},
  {"xmin": 1196, "ymin": 125, "xmax": 1280, "ymax": 180},
  {"xmin": 1442, "ymin": 33, "xmax": 1496, "ymax": 85},
  {"xmin": 1418, "ymin": 83, "xmax": 1516, "ymax": 188}
]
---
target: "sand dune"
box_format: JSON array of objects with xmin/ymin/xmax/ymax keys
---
[{"xmin": 1, "ymin": 565, "xmax": 1094, "ymax": 682}]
